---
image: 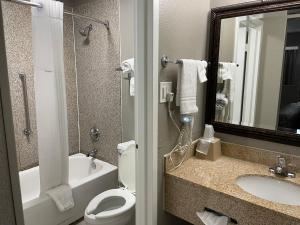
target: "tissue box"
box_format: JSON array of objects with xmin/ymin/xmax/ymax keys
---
[{"xmin": 196, "ymin": 138, "xmax": 221, "ymax": 161}]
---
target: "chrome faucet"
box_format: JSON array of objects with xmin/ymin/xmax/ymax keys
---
[
  {"xmin": 269, "ymin": 156, "xmax": 296, "ymax": 178},
  {"xmin": 86, "ymin": 149, "xmax": 98, "ymax": 169}
]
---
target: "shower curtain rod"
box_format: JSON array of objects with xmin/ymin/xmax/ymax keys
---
[{"xmin": 5, "ymin": 0, "xmax": 110, "ymax": 30}]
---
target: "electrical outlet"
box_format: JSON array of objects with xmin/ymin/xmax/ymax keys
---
[{"xmin": 160, "ymin": 82, "xmax": 172, "ymax": 103}]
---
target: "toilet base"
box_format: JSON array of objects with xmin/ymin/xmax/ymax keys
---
[{"xmin": 85, "ymin": 208, "xmax": 134, "ymax": 225}]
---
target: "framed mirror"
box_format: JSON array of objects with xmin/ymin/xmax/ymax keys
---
[{"xmin": 206, "ymin": 0, "xmax": 300, "ymax": 146}]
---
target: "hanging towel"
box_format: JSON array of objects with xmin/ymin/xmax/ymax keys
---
[
  {"xmin": 218, "ymin": 62, "xmax": 237, "ymax": 82},
  {"xmin": 32, "ymin": 0, "xmax": 70, "ymax": 195},
  {"xmin": 46, "ymin": 185, "xmax": 75, "ymax": 212},
  {"xmin": 196, "ymin": 211, "xmax": 228, "ymax": 225},
  {"xmin": 121, "ymin": 58, "xmax": 135, "ymax": 96},
  {"xmin": 176, "ymin": 59, "xmax": 207, "ymax": 114},
  {"xmin": 220, "ymin": 63, "xmax": 238, "ymax": 123},
  {"xmin": 197, "ymin": 61, "xmax": 208, "ymax": 83},
  {"xmin": 129, "ymin": 77, "xmax": 135, "ymax": 96}
]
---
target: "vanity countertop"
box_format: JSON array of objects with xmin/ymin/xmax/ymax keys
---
[{"xmin": 166, "ymin": 156, "xmax": 300, "ymax": 221}]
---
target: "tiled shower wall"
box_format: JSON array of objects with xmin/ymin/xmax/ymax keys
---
[
  {"xmin": 1, "ymin": 1, "xmax": 80, "ymax": 170},
  {"xmin": 1, "ymin": 0, "xmax": 121, "ymax": 170},
  {"xmin": 1, "ymin": 1, "xmax": 39, "ymax": 171},
  {"xmin": 73, "ymin": 0, "xmax": 121, "ymax": 166}
]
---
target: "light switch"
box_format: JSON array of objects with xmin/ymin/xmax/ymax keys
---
[{"xmin": 160, "ymin": 82, "xmax": 172, "ymax": 103}]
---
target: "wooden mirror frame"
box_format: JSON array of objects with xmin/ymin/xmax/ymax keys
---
[{"xmin": 205, "ymin": 0, "xmax": 300, "ymax": 146}]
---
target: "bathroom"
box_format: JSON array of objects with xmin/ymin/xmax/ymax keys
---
[
  {"xmin": 1, "ymin": 0, "xmax": 136, "ymax": 224},
  {"xmin": 2, "ymin": 0, "xmax": 300, "ymax": 225}
]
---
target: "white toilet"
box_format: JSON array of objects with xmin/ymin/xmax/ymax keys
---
[{"xmin": 85, "ymin": 141, "xmax": 136, "ymax": 225}]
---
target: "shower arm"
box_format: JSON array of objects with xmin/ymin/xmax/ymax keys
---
[{"xmin": 64, "ymin": 11, "xmax": 109, "ymax": 31}]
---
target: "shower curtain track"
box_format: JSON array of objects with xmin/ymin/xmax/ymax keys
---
[{"xmin": 4, "ymin": 0, "xmax": 110, "ymax": 30}]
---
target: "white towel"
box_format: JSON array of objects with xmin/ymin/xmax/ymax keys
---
[
  {"xmin": 218, "ymin": 62, "xmax": 237, "ymax": 82},
  {"xmin": 130, "ymin": 77, "xmax": 135, "ymax": 96},
  {"xmin": 196, "ymin": 211, "xmax": 228, "ymax": 225},
  {"xmin": 121, "ymin": 58, "xmax": 135, "ymax": 96},
  {"xmin": 46, "ymin": 185, "xmax": 74, "ymax": 212},
  {"xmin": 220, "ymin": 63, "xmax": 238, "ymax": 123},
  {"xmin": 176, "ymin": 59, "xmax": 207, "ymax": 114}
]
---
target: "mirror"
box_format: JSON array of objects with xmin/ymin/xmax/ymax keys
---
[{"xmin": 206, "ymin": 1, "xmax": 300, "ymax": 145}]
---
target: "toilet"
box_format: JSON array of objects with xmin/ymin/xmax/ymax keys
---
[{"xmin": 85, "ymin": 141, "xmax": 136, "ymax": 225}]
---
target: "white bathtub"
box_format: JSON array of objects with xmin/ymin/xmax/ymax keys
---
[{"xmin": 19, "ymin": 153, "xmax": 118, "ymax": 225}]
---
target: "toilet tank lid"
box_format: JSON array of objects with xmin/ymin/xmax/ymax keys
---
[{"xmin": 117, "ymin": 140, "xmax": 136, "ymax": 154}]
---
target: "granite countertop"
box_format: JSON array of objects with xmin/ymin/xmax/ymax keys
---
[{"xmin": 166, "ymin": 156, "xmax": 300, "ymax": 220}]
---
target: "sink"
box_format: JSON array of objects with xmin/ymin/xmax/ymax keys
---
[{"xmin": 236, "ymin": 175, "xmax": 300, "ymax": 206}]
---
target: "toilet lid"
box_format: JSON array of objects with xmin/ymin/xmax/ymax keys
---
[{"xmin": 85, "ymin": 189, "xmax": 135, "ymax": 219}]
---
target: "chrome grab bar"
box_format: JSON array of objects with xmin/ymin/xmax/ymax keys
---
[{"xmin": 19, "ymin": 73, "xmax": 32, "ymax": 138}]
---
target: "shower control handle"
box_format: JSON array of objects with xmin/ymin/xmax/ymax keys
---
[{"xmin": 89, "ymin": 127, "xmax": 100, "ymax": 142}]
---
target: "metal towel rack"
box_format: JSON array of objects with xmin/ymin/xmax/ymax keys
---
[
  {"xmin": 161, "ymin": 55, "xmax": 239, "ymax": 68},
  {"xmin": 19, "ymin": 73, "xmax": 32, "ymax": 138}
]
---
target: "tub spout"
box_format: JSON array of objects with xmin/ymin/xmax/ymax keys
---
[{"xmin": 86, "ymin": 149, "xmax": 97, "ymax": 158}]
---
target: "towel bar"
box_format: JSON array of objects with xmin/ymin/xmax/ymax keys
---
[{"xmin": 161, "ymin": 55, "xmax": 239, "ymax": 68}]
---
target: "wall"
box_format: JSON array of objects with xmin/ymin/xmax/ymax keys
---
[
  {"xmin": 0, "ymin": 4, "xmax": 18, "ymax": 223},
  {"xmin": 158, "ymin": 0, "xmax": 210, "ymax": 224},
  {"xmin": 64, "ymin": 7, "xmax": 81, "ymax": 157},
  {"xmin": 255, "ymin": 11, "xmax": 287, "ymax": 130},
  {"xmin": 158, "ymin": 1, "xmax": 300, "ymax": 225},
  {"xmin": 1, "ymin": 1, "xmax": 39, "ymax": 171},
  {"xmin": 1, "ymin": 1, "xmax": 80, "ymax": 170},
  {"xmin": 73, "ymin": 0, "xmax": 121, "ymax": 165},
  {"xmin": 120, "ymin": 0, "xmax": 135, "ymax": 142},
  {"xmin": 219, "ymin": 18, "xmax": 236, "ymax": 62},
  {"xmin": 0, "ymin": 92, "xmax": 17, "ymax": 225}
]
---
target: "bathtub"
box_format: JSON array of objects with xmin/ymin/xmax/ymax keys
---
[{"xmin": 19, "ymin": 153, "xmax": 118, "ymax": 225}]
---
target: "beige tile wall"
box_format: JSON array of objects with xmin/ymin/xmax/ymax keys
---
[
  {"xmin": 73, "ymin": 0, "xmax": 121, "ymax": 166},
  {"xmin": 1, "ymin": 1, "xmax": 39, "ymax": 170},
  {"xmin": 1, "ymin": 2, "xmax": 80, "ymax": 170},
  {"xmin": 2, "ymin": 0, "xmax": 122, "ymax": 170}
]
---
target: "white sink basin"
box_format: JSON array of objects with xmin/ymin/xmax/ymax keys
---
[{"xmin": 236, "ymin": 175, "xmax": 300, "ymax": 206}]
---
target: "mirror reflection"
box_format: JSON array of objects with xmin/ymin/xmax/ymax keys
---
[{"xmin": 216, "ymin": 9, "xmax": 300, "ymax": 134}]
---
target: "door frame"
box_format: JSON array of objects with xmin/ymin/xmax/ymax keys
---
[{"xmin": 134, "ymin": 0, "xmax": 159, "ymax": 224}]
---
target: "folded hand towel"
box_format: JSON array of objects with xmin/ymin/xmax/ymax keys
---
[
  {"xmin": 197, "ymin": 211, "xmax": 228, "ymax": 225},
  {"xmin": 176, "ymin": 59, "xmax": 207, "ymax": 114},
  {"xmin": 46, "ymin": 184, "xmax": 74, "ymax": 212}
]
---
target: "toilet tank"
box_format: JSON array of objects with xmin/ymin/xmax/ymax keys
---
[{"xmin": 117, "ymin": 140, "xmax": 136, "ymax": 193}]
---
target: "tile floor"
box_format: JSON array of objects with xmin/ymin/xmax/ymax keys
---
[{"xmin": 70, "ymin": 218, "xmax": 86, "ymax": 225}]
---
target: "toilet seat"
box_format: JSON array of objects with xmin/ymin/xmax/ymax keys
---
[{"xmin": 85, "ymin": 189, "xmax": 135, "ymax": 220}]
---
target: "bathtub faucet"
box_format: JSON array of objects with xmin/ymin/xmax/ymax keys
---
[
  {"xmin": 86, "ymin": 149, "xmax": 98, "ymax": 169},
  {"xmin": 86, "ymin": 148, "xmax": 98, "ymax": 158}
]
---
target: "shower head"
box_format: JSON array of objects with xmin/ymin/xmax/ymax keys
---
[{"xmin": 79, "ymin": 24, "xmax": 93, "ymax": 44}]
